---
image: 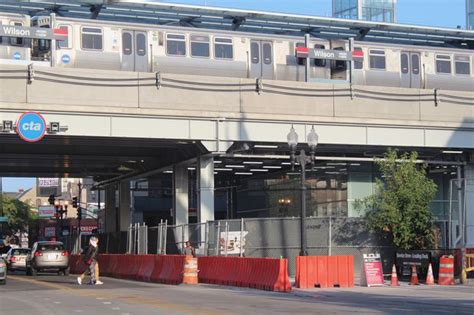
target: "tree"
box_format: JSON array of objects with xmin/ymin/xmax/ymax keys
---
[
  {"xmin": 358, "ymin": 149, "xmax": 438, "ymax": 250},
  {"xmin": 0, "ymin": 195, "xmax": 37, "ymax": 237}
]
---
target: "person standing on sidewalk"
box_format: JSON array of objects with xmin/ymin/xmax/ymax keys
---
[{"xmin": 77, "ymin": 236, "xmax": 103, "ymax": 285}]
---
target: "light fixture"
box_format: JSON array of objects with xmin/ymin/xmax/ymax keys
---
[
  {"xmin": 213, "ymin": 160, "xmax": 222, "ymax": 164},
  {"xmin": 187, "ymin": 167, "xmax": 196, "ymax": 171},
  {"xmin": 442, "ymin": 150, "xmax": 463, "ymax": 154},
  {"xmin": 243, "ymin": 161, "xmax": 263, "ymax": 165},
  {"xmin": 163, "ymin": 170, "xmax": 173, "ymax": 174},
  {"xmin": 235, "ymin": 172, "xmax": 253, "ymax": 175},
  {"xmin": 2, "ymin": 120, "xmax": 13, "ymax": 132},
  {"xmin": 250, "ymin": 169, "xmax": 269, "ymax": 172},
  {"xmin": 254, "ymin": 145, "xmax": 279, "ymax": 149},
  {"xmin": 263, "ymin": 166, "xmax": 282, "ymax": 169},
  {"xmin": 225, "ymin": 165, "xmax": 245, "ymax": 168},
  {"xmin": 214, "ymin": 168, "xmax": 233, "ymax": 171}
]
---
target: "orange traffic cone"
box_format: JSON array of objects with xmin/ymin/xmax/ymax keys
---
[
  {"xmin": 425, "ymin": 263, "xmax": 435, "ymax": 285},
  {"xmin": 409, "ymin": 265, "xmax": 419, "ymax": 285},
  {"xmin": 390, "ymin": 264, "xmax": 399, "ymax": 286}
]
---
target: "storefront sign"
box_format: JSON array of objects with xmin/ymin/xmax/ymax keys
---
[
  {"xmin": 80, "ymin": 225, "xmax": 97, "ymax": 235},
  {"xmin": 38, "ymin": 205, "xmax": 55, "ymax": 218},
  {"xmin": 219, "ymin": 231, "xmax": 248, "ymax": 255},
  {"xmin": 361, "ymin": 253, "xmax": 384, "ymax": 287},
  {"xmin": 38, "ymin": 178, "xmax": 59, "ymax": 188}
]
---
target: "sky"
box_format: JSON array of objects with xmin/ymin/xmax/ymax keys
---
[
  {"xmin": 160, "ymin": 0, "xmax": 467, "ymax": 29},
  {"xmin": 1, "ymin": 0, "xmax": 466, "ymax": 192}
]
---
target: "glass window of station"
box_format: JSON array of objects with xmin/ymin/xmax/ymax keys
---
[
  {"xmin": 468, "ymin": 0, "xmax": 474, "ymax": 30},
  {"xmin": 333, "ymin": 0, "xmax": 396, "ymax": 23}
]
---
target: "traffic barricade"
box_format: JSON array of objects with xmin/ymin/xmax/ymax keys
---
[
  {"xmin": 439, "ymin": 255, "xmax": 455, "ymax": 285},
  {"xmin": 136, "ymin": 255, "xmax": 156, "ymax": 281},
  {"xmin": 197, "ymin": 256, "xmax": 291, "ymax": 292},
  {"xmin": 183, "ymin": 255, "xmax": 198, "ymax": 285},
  {"xmin": 296, "ymin": 255, "xmax": 354, "ymax": 288}
]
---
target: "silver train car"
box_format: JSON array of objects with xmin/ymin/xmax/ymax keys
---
[{"xmin": 1, "ymin": 12, "xmax": 474, "ymax": 91}]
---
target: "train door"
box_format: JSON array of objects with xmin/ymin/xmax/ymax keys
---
[
  {"xmin": 250, "ymin": 40, "xmax": 274, "ymax": 79},
  {"xmin": 121, "ymin": 30, "xmax": 149, "ymax": 72},
  {"xmin": 400, "ymin": 52, "xmax": 421, "ymax": 88}
]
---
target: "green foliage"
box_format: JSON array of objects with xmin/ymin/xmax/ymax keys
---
[
  {"xmin": 0, "ymin": 195, "xmax": 37, "ymax": 234},
  {"xmin": 359, "ymin": 149, "xmax": 438, "ymax": 250}
]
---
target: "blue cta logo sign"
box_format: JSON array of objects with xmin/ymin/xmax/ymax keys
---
[
  {"xmin": 61, "ymin": 54, "xmax": 70, "ymax": 64},
  {"xmin": 13, "ymin": 52, "xmax": 21, "ymax": 60},
  {"xmin": 16, "ymin": 112, "xmax": 47, "ymax": 142}
]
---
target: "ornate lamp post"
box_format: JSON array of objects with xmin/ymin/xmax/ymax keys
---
[{"xmin": 287, "ymin": 126, "xmax": 318, "ymax": 256}]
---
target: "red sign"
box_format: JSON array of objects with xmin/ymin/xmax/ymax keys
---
[
  {"xmin": 361, "ymin": 253, "xmax": 384, "ymax": 287},
  {"xmin": 80, "ymin": 225, "xmax": 97, "ymax": 235}
]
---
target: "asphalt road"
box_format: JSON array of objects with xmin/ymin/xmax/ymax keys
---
[{"xmin": 1, "ymin": 271, "xmax": 473, "ymax": 315}]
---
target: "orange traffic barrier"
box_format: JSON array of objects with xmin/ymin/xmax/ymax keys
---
[
  {"xmin": 390, "ymin": 264, "xmax": 399, "ymax": 286},
  {"xmin": 198, "ymin": 256, "xmax": 291, "ymax": 292},
  {"xmin": 183, "ymin": 255, "xmax": 198, "ymax": 284},
  {"xmin": 426, "ymin": 263, "xmax": 435, "ymax": 285},
  {"xmin": 296, "ymin": 256, "xmax": 354, "ymax": 288},
  {"xmin": 439, "ymin": 255, "xmax": 455, "ymax": 285},
  {"xmin": 409, "ymin": 265, "xmax": 419, "ymax": 285}
]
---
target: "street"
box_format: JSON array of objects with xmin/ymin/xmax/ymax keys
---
[{"xmin": 1, "ymin": 272, "xmax": 473, "ymax": 315}]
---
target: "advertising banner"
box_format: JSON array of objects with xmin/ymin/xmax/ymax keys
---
[
  {"xmin": 219, "ymin": 231, "xmax": 248, "ymax": 255},
  {"xmin": 361, "ymin": 253, "xmax": 384, "ymax": 287},
  {"xmin": 38, "ymin": 205, "xmax": 55, "ymax": 218},
  {"xmin": 80, "ymin": 225, "xmax": 97, "ymax": 235}
]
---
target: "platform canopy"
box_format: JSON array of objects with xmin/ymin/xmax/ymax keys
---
[{"xmin": 1, "ymin": 0, "xmax": 474, "ymax": 48}]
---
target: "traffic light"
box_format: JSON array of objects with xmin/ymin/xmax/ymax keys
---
[
  {"xmin": 72, "ymin": 197, "xmax": 78, "ymax": 208},
  {"xmin": 48, "ymin": 194, "xmax": 55, "ymax": 205},
  {"xmin": 76, "ymin": 208, "xmax": 82, "ymax": 220}
]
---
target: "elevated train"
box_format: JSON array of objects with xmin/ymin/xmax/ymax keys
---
[{"xmin": 1, "ymin": 12, "xmax": 473, "ymax": 91}]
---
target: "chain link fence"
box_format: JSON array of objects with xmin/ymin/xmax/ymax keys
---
[{"xmin": 119, "ymin": 216, "xmax": 455, "ymax": 278}]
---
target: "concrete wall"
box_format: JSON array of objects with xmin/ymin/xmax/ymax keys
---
[{"xmin": 0, "ymin": 64, "xmax": 473, "ymax": 150}]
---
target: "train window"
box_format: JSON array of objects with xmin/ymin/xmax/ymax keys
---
[
  {"xmin": 411, "ymin": 54, "xmax": 420, "ymax": 75},
  {"xmin": 190, "ymin": 35, "xmax": 210, "ymax": 58},
  {"xmin": 251, "ymin": 42, "xmax": 259, "ymax": 64},
  {"xmin": 369, "ymin": 50, "xmax": 385, "ymax": 70},
  {"xmin": 454, "ymin": 56, "xmax": 470, "ymax": 75},
  {"xmin": 314, "ymin": 44, "xmax": 326, "ymax": 67},
  {"xmin": 136, "ymin": 33, "xmax": 146, "ymax": 56},
  {"xmin": 10, "ymin": 22, "xmax": 23, "ymax": 46},
  {"xmin": 263, "ymin": 43, "xmax": 272, "ymax": 64},
  {"xmin": 353, "ymin": 47, "xmax": 364, "ymax": 70},
  {"xmin": 166, "ymin": 34, "xmax": 186, "ymax": 56},
  {"xmin": 400, "ymin": 54, "xmax": 408, "ymax": 73},
  {"xmin": 333, "ymin": 47, "xmax": 347, "ymax": 71},
  {"xmin": 436, "ymin": 55, "xmax": 451, "ymax": 74},
  {"xmin": 296, "ymin": 42, "xmax": 305, "ymax": 66},
  {"xmin": 81, "ymin": 27, "xmax": 103, "ymax": 50},
  {"xmin": 214, "ymin": 37, "xmax": 233, "ymax": 59},
  {"xmin": 57, "ymin": 25, "xmax": 71, "ymax": 49},
  {"xmin": 122, "ymin": 32, "xmax": 132, "ymax": 55}
]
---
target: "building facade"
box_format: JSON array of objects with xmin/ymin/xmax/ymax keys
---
[
  {"xmin": 333, "ymin": 0, "xmax": 396, "ymax": 22},
  {"xmin": 468, "ymin": 0, "xmax": 474, "ymax": 30}
]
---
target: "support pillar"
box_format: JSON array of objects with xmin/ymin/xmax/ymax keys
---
[
  {"xmin": 197, "ymin": 155, "xmax": 215, "ymax": 224},
  {"xmin": 119, "ymin": 181, "xmax": 131, "ymax": 232},
  {"xmin": 104, "ymin": 185, "xmax": 116, "ymax": 233},
  {"xmin": 465, "ymin": 163, "xmax": 474, "ymax": 248},
  {"xmin": 173, "ymin": 164, "xmax": 189, "ymax": 241}
]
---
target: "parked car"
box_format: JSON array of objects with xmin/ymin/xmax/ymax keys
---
[
  {"xmin": 26, "ymin": 241, "xmax": 69, "ymax": 276},
  {"xmin": 6, "ymin": 248, "xmax": 31, "ymax": 272},
  {"xmin": 0, "ymin": 258, "xmax": 6, "ymax": 284}
]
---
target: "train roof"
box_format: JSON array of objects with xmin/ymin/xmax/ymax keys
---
[{"xmin": 1, "ymin": 0, "xmax": 474, "ymax": 49}]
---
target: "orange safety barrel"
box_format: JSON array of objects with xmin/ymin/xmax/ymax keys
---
[
  {"xmin": 438, "ymin": 255, "xmax": 455, "ymax": 285},
  {"xmin": 183, "ymin": 255, "xmax": 198, "ymax": 285}
]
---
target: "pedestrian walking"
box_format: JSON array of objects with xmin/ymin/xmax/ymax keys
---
[
  {"xmin": 183, "ymin": 241, "xmax": 196, "ymax": 257},
  {"xmin": 77, "ymin": 236, "xmax": 103, "ymax": 285}
]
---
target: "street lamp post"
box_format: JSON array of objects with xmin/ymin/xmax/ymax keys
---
[{"xmin": 287, "ymin": 126, "xmax": 318, "ymax": 257}]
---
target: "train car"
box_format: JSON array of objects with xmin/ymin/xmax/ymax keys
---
[
  {"xmin": 0, "ymin": 13, "xmax": 31, "ymax": 63},
  {"xmin": 1, "ymin": 12, "xmax": 473, "ymax": 92}
]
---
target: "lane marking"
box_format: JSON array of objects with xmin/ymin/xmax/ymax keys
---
[
  {"xmin": 9, "ymin": 275, "xmax": 220, "ymax": 315},
  {"xmin": 103, "ymin": 302, "xmax": 112, "ymax": 305}
]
